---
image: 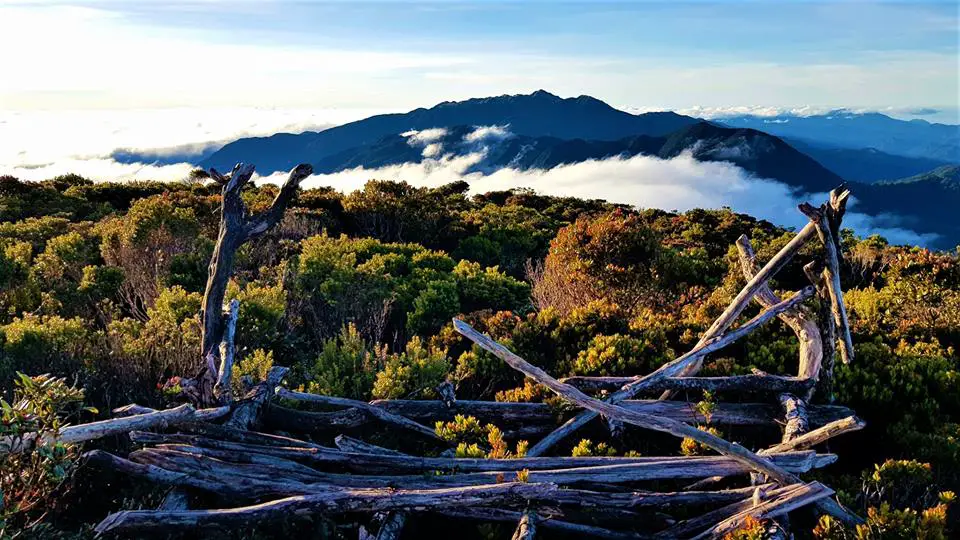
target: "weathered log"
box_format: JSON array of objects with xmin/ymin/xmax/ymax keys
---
[
  {"xmin": 0, "ymin": 403, "xmax": 226, "ymax": 455},
  {"xmin": 276, "ymin": 388, "xmax": 441, "ymax": 441},
  {"xmin": 692, "ymin": 481, "xmax": 834, "ymax": 540},
  {"xmin": 147, "ymin": 445, "xmax": 336, "ymax": 483},
  {"xmin": 138, "ymin": 445, "xmax": 835, "ymax": 488},
  {"xmin": 334, "ymin": 435, "xmax": 410, "ymax": 456},
  {"xmin": 764, "ymin": 416, "xmax": 864, "ymax": 455},
  {"xmin": 779, "ymin": 393, "xmax": 809, "ymax": 445},
  {"xmin": 560, "ymin": 374, "xmax": 815, "ymax": 395},
  {"xmin": 265, "ymin": 404, "xmax": 371, "ymax": 432},
  {"xmin": 93, "ymin": 482, "xmax": 561, "ymax": 535},
  {"xmin": 799, "ymin": 198, "xmax": 854, "ymax": 365},
  {"xmin": 520, "ymin": 287, "xmax": 815, "ymax": 456},
  {"xmin": 214, "ymin": 298, "xmax": 240, "ymax": 403},
  {"xmin": 438, "ymin": 507, "xmax": 648, "ymax": 540},
  {"xmin": 684, "ymin": 416, "xmax": 864, "ymax": 492},
  {"xmin": 178, "ymin": 422, "xmax": 328, "ymax": 450},
  {"xmin": 196, "ymin": 163, "xmax": 313, "ymax": 406},
  {"xmin": 111, "ymin": 403, "xmax": 231, "ymax": 422},
  {"xmin": 102, "ymin": 445, "xmax": 801, "ymax": 509},
  {"xmin": 372, "ymin": 399, "xmax": 554, "ymax": 424},
  {"xmin": 805, "ymin": 260, "xmax": 838, "ymax": 402},
  {"xmin": 736, "ymin": 235, "xmax": 823, "ymax": 382},
  {"xmin": 454, "ymin": 319, "xmax": 863, "ymax": 526},
  {"xmin": 512, "ymin": 509, "xmax": 537, "ymax": 540},
  {"xmin": 129, "ymin": 430, "xmax": 834, "ymax": 477},
  {"xmin": 681, "ymin": 221, "xmax": 818, "ymax": 374},
  {"xmin": 656, "ymin": 484, "xmax": 795, "ymax": 538},
  {"xmin": 83, "ymin": 450, "xmax": 252, "ymax": 498},
  {"xmin": 373, "ymin": 398, "xmax": 853, "ymax": 428},
  {"xmin": 158, "ymin": 489, "xmax": 189, "ymax": 511},
  {"xmin": 224, "ymin": 366, "xmax": 288, "ymax": 430}
]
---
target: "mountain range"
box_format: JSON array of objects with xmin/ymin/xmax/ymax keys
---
[
  {"xmin": 190, "ymin": 90, "xmax": 958, "ymax": 249},
  {"xmin": 201, "ymin": 90, "xmax": 696, "ymax": 174},
  {"xmin": 718, "ymin": 111, "xmax": 959, "ymax": 163}
]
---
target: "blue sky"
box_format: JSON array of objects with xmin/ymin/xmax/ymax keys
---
[{"xmin": 1, "ymin": 0, "xmax": 957, "ymax": 120}]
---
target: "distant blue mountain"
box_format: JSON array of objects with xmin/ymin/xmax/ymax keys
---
[
  {"xmin": 717, "ymin": 112, "xmax": 959, "ymax": 162},
  {"xmin": 201, "ymin": 90, "xmax": 699, "ymax": 173},
  {"xmin": 785, "ymin": 139, "xmax": 955, "ymax": 183}
]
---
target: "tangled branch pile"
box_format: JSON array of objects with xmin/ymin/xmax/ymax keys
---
[{"xmin": 0, "ymin": 164, "xmax": 871, "ymax": 538}]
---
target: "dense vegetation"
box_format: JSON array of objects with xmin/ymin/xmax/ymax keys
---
[{"xmin": 0, "ymin": 173, "xmax": 957, "ymax": 538}]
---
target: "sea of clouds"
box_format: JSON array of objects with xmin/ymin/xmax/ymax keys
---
[{"xmin": 0, "ymin": 111, "xmax": 937, "ymax": 247}]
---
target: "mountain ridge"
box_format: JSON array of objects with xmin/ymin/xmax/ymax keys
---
[{"xmin": 202, "ymin": 90, "xmax": 699, "ymax": 173}]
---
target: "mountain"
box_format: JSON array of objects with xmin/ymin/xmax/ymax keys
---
[
  {"xmin": 716, "ymin": 112, "xmax": 959, "ymax": 162},
  {"xmin": 201, "ymin": 90, "xmax": 699, "ymax": 173},
  {"xmin": 315, "ymin": 122, "xmax": 844, "ymax": 193},
  {"xmin": 853, "ymin": 166, "xmax": 960, "ymax": 247},
  {"xmin": 785, "ymin": 139, "xmax": 955, "ymax": 183}
]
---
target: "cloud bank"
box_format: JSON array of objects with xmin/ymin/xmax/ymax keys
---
[{"xmin": 1, "ymin": 121, "xmax": 938, "ymax": 248}]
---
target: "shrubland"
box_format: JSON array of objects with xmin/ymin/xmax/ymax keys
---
[{"xmin": 0, "ymin": 174, "xmax": 956, "ymax": 538}]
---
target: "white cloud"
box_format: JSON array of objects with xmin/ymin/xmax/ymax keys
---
[
  {"xmin": 463, "ymin": 125, "xmax": 513, "ymax": 143},
  {"xmin": 0, "ymin": 107, "xmax": 380, "ymax": 170},
  {"xmin": 3, "ymin": 158, "xmax": 196, "ymax": 183},
  {"xmin": 403, "ymin": 128, "xmax": 449, "ymax": 146},
  {"xmin": 254, "ymin": 150, "xmax": 937, "ymax": 247}
]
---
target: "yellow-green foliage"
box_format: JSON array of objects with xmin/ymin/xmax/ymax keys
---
[
  {"xmin": 571, "ymin": 439, "xmax": 616, "ymax": 457},
  {"xmin": 722, "ymin": 516, "xmax": 767, "ymax": 540},
  {"xmin": 232, "ymin": 349, "xmax": 274, "ymax": 397},
  {"xmin": 298, "ymin": 324, "xmax": 386, "ymax": 400},
  {"xmin": 680, "ymin": 425, "xmax": 721, "ymax": 456},
  {"xmin": 372, "ymin": 336, "xmax": 451, "ymax": 399},
  {"xmin": 435, "ymin": 415, "xmax": 528, "ymax": 459},
  {"xmin": 572, "ymin": 332, "xmax": 672, "ymax": 376},
  {"xmin": 813, "ymin": 501, "xmax": 952, "ymax": 540}
]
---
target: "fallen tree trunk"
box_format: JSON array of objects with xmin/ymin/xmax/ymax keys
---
[
  {"xmin": 132, "ymin": 445, "xmax": 835, "ymax": 489},
  {"xmin": 655, "ymin": 484, "xmax": 796, "ymax": 538},
  {"xmin": 0, "ymin": 404, "xmax": 228, "ymax": 455},
  {"xmin": 692, "ymin": 482, "xmax": 834, "ymax": 540},
  {"xmin": 763, "ymin": 416, "xmax": 864, "ymax": 455},
  {"xmin": 524, "ymin": 287, "xmax": 815, "ymax": 456},
  {"xmin": 265, "ymin": 404, "xmax": 371, "ymax": 432},
  {"xmin": 276, "ymin": 388, "xmax": 441, "ymax": 441},
  {"xmin": 128, "ymin": 431, "xmax": 834, "ymax": 477},
  {"xmin": 454, "ymin": 319, "xmax": 863, "ymax": 526},
  {"xmin": 334, "ymin": 435, "xmax": 410, "ymax": 456},
  {"xmin": 373, "ymin": 398, "xmax": 853, "ymax": 428},
  {"xmin": 94, "ymin": 481, "xmax": 560, "ymax": 535},
  {"xmin": 560, "ymin": 374, "xmax": 815, "ymax": 395}
]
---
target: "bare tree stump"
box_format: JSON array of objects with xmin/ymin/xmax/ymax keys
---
[{"xmin": 194, "ymin": 163, "xmax": 313, "ymax": 406}]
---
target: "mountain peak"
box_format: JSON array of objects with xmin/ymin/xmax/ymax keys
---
[{"xmin": 530, "ymin": 89, "xmax": 561, "ymax": 100}]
